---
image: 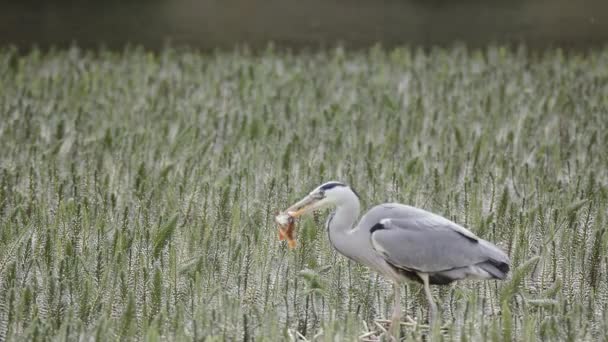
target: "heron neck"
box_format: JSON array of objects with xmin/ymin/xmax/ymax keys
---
[{"xmin": 327, "ymin": 196, "xmax": 361, "ymax": 256}]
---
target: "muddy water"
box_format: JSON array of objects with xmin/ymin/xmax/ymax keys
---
[{"xmin": 1, "ymin": 0, "xmax": 606, "ymax": 50}]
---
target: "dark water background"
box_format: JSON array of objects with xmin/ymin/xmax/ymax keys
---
[{"xmin": 1, "ymin": 0, "xmax": 607, "ymax": 51}]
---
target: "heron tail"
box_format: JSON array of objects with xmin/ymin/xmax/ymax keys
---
[{"xmin": 477, "ymin": 259, "xmax": 510, "ymax": 280}]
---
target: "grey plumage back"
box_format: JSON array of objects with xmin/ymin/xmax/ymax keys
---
[{"xmin": 362, "ymin": 203, "xmax": 510, "ymax": 284}]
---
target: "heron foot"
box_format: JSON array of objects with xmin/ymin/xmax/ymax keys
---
[
  {"xmin": 362, "ymin": 318, "xmax": 449, "ymax": 342},
  {"xmin": 367, "ymin": 316, "xmax": 418, "ymax": 341},
  {"xmin": 358, "ymin": 320, "xmax": 386, "ymax": 341},
  {"xmin": 364, "ymin": 319, "xmax": 400, "ymax": 341},
  {"xmin": 375, "ymin": 316, "xmax": 448, "ymax": 330}
]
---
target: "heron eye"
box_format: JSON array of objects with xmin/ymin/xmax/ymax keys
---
[{"xmin": 317, "ymin": 190, "xmax": 325, "ymax": 198}]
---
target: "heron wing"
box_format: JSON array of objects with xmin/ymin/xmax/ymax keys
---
[
  {"xmin": 359, "ymin": 203, "xmax": 479, "ymax": 242},
  {"xmin": 370, "ymin": 218, "xmax": 502, "ymax": 273}
]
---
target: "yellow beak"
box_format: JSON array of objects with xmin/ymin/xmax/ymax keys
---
[{"xmin": 286, "ymin": 194, "xmax": 318, "ymax": 218}]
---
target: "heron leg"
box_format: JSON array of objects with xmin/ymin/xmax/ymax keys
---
[
  {"xmin": 419, "ymin": 273, "xmax": 437, "ymax": 326},
  {"xmin": 392, "ymin": 282, "xmax": 402, "ymax": 321},
  {"xmin": 390, "ymin": 281, "xmax": 402, "ymax": 339}
]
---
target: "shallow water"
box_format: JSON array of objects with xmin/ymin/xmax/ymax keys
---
[{"xmin": 1, "ymin": 0, "xmax": 607, "ymax": 50}]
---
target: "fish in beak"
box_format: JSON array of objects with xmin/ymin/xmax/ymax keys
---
[
  {"xmin": 275, "ymin": 190, "xmax": 326, "ymax": 248},
  {"xmin": 275, "ymin": 212, "xmax": 296, "ymax": 248}
]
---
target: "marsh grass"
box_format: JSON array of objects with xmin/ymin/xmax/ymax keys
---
[{"xmin": 0, "ymin": 45, "xmax": 607, "ymax": 341}]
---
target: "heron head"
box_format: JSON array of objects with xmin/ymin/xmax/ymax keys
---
[{"xmin": 287, "ymin": 181, "xmax": 358, "ymax": 218}]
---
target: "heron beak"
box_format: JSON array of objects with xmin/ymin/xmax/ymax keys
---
[{"xmin": 286, "ymin": 194, "xmax": 320, "ymax": 218}]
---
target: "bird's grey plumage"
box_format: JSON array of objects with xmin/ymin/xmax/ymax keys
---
[
  {"xmin": 360, "ymin": 203, "xmax": 480, "ymax": 242},
  {"xmin": 371, "ymin": 219, "xmax": 509, "ymax": 281},
  {"xmin": 286, "ymin": 182, "xmax": 510, "ymax": 333},
  {"xmin": 362, "ymin": 204, "xmax": 509, "ymax": 284}
]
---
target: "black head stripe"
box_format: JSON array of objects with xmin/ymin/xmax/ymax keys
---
[
  {"xmin": 320, "ymin": 182, "xmax": 346, "ymax": 190},
  {"xmin": 319, "ymin": 181, "xmax": 360, "ymax": 199}
]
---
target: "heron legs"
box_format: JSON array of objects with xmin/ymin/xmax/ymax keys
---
[
  {"xmin": 419, "ymin": 273, "xmax": 439, "ymax": 334},
  {"xmin": 368, "ymin": 279, "xmax": 442, "ymax": 340},
  {"xmin": 390, "ymin": 281, "xmax": 402, "ymax": 338}
]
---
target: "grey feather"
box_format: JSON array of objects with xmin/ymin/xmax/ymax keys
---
[
  {"xmin": 359, "ymin": 203, "xmax": 509, "ymax": 280},
  {"xmin": 370, "ymin": 217, "xmax": 509, "ymax": 278},
  {"xmin": 359, "ymin": 203, "xmax": 480, "ymax": 242}
]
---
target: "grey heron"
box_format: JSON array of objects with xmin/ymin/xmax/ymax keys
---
[{"xmin": 284, "ymin": 181, "xmax": 510, "ymax": 335}]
